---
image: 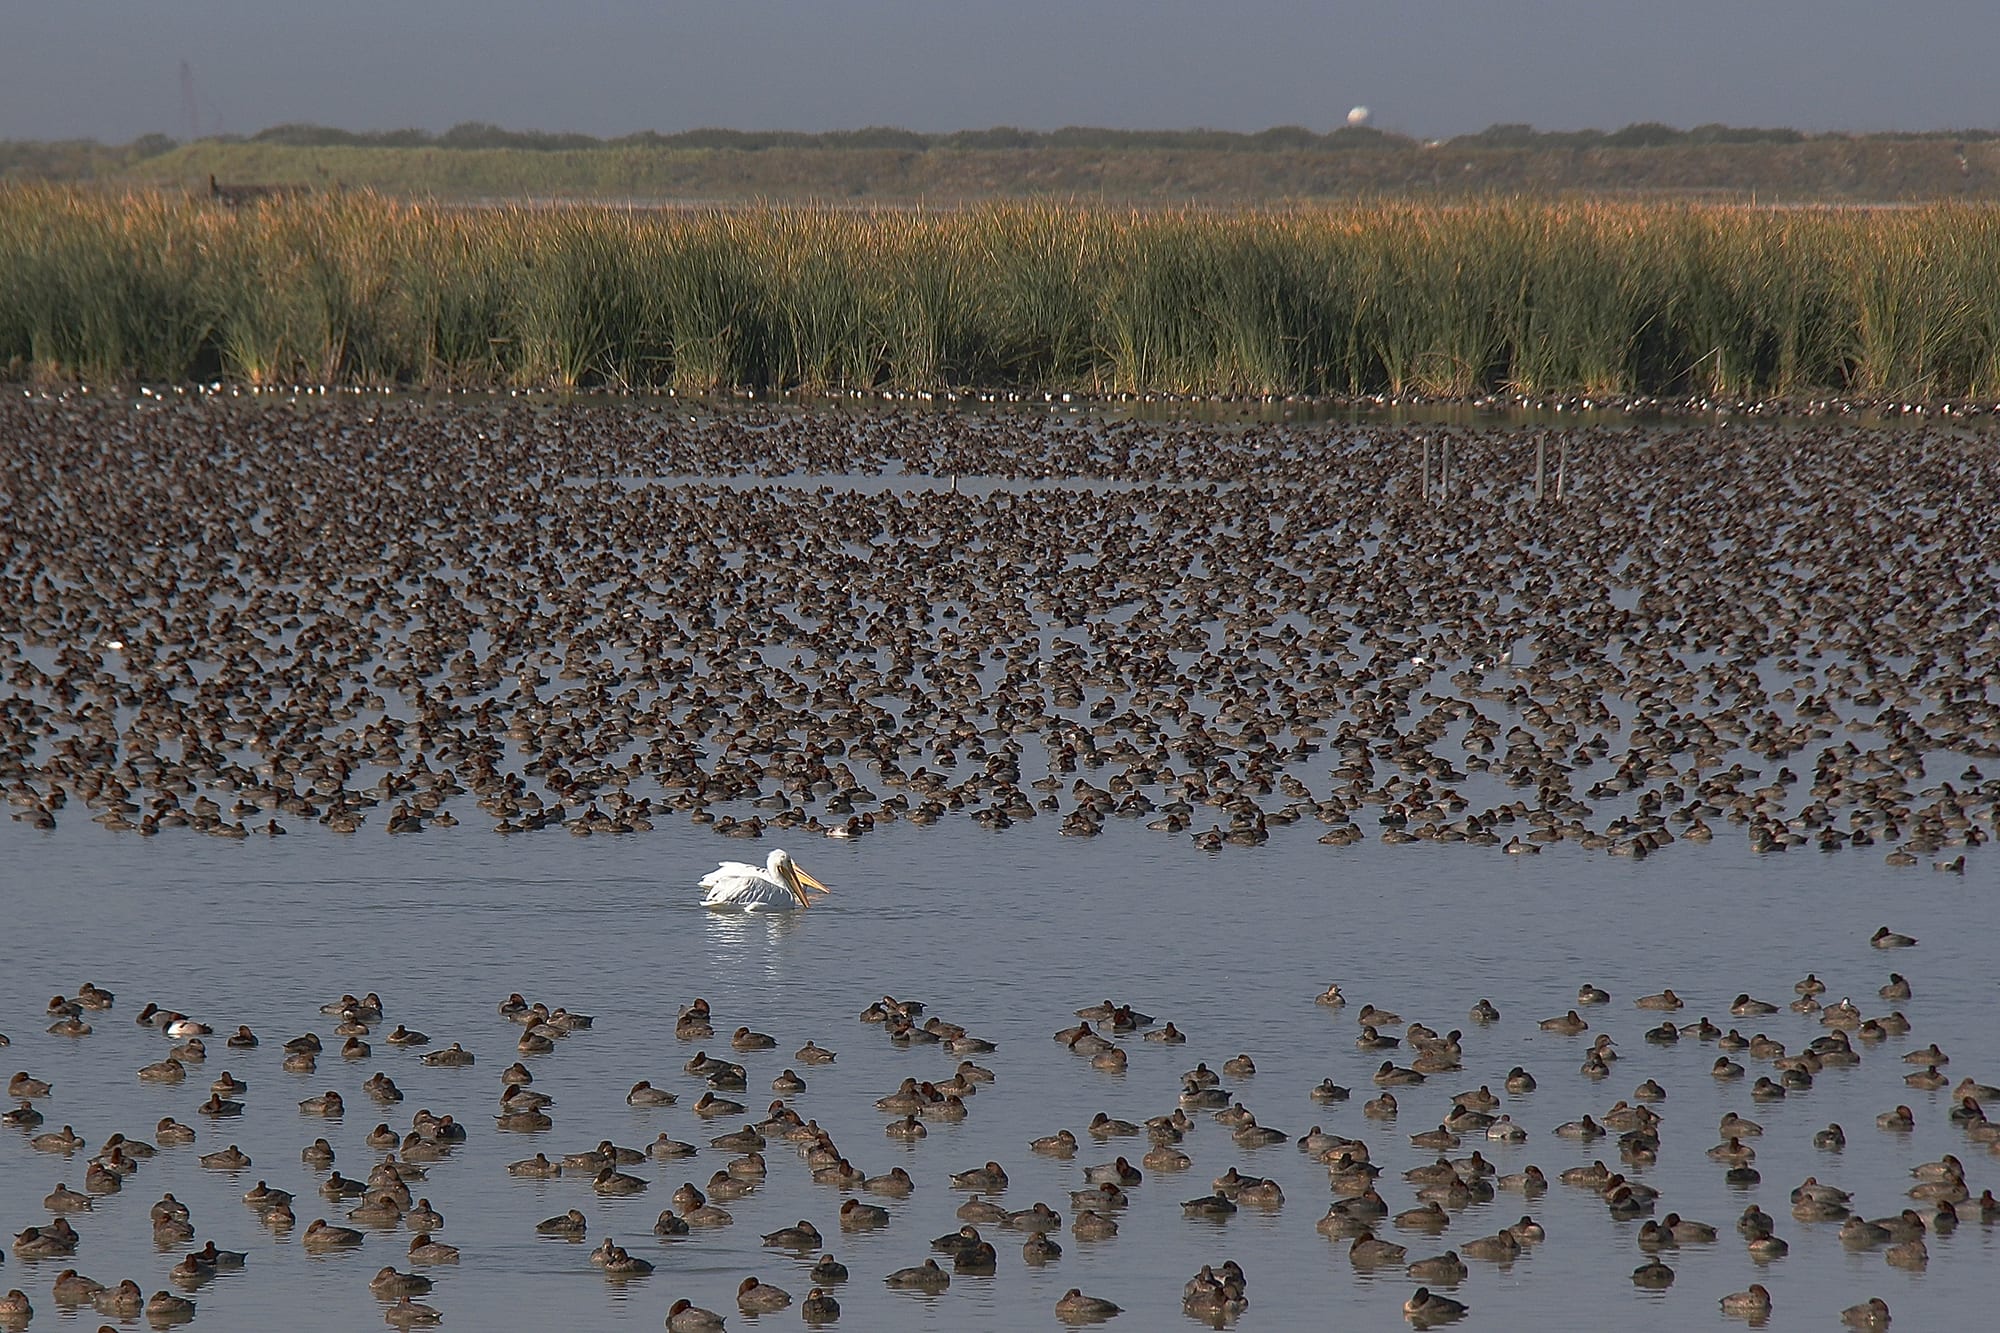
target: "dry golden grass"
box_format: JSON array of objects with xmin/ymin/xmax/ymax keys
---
[{"xmin": 4, "ymin": 187, "xmax": 1998, "ymax": 399}]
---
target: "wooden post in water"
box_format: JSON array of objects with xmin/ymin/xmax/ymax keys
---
[
  {"xmin": 1419, "ymin": 436, "xmax": 1431, "ymax": 502},
  {"xmin": 1556, "ymin": 437, "xmax": 1568, "ymax": 502},
  {"xmin": 1534, "ymin": 435, "xmax": 1546, "ymax": 504},
  {"xmin": 1440, "ymin": 437, "xmax": 1452, "ymax": 502}
]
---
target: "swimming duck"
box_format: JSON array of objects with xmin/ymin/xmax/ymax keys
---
[
  {"xmin": 302, "ymin": 1219, "xmax": 365, "ymax": 1250},
  {"xmin": 1071, "ymin": 1208, "xmax": 1118, "ymax": 1239},
  {"xmin": 1403, "ymin": 1285, "xmax": 1467, "ymax": 1325},
  {"xmin": 837, "ymin": 1199, "xmax": 889, "ymax": 1231},
  {"xmin": 50, "ymin": 1269, "xmax": 105, "ymax": 1303},
  {"xmin": 1349, "ymin": 1232, "xmax": 1407, "ymax": 1266},
  {"xmin": 683, "ymin": 1201, "xmax": 734, "ymax": 1228},
  {"xmin": 536, "ymin": 1208, "xmax": 587, "ymax": 1236},
  {"xmin": 763, "ymin": 1219, "xmax": 822, "ymax": 1249},
  {"xmin": 953, "ymin": 1240, "xmax": 999, "ymax": 1273},
  {"xmin": 1407, "ymin": 1250, "xmax": 1467, "ymax": 1283},
  {"xmin": 1055, "ymin": 1288, "xmax": 1121, "ymax": 1321},
  {"xmin": 199, "ymin": 1144, "xmax": 252, "ymax": 1169},
  {"xmin": 406, "ymin": 1233, "xmax": 458, "ymax": 1264},
  {"xmin": 1631, "ymin": 1259, "xmax": 1676, "ymax": 1288},
  {"xmin": 1840, "ymin": 1297, "xmax": 1891, "ymax": 1329},
  {"xmin": 858, "ymin": 1166, "xmax": 913, "ymax": 1197},
  {"xmin": 737, "ymin": 1276, "xmax": 792, "ymax": 1311},
  {"xmin": 800, "ymin": 1287, "xmax": 840, "ymax": 1324},
  {"xmin": 885, "ymin": 1258, "xmax": 950, "ymax": 1291},
  {"xmin": 7, "ymin": 1073, "xmax": 51, "ymax": 1098},
  {"xmin": 593, "ymin": 1167, "xmax": 648, "ymax": 1196},
  {"xmin": 666, "ymin": 1298, "xmax": 728, "ymax": 1331},
  {"xmin": 955, "ymin": 1194, "xmax": 1007, "ymax": 1223},
  {"xmin": 91, "ymin": 1280, "xmax": 145, "ymax": 1315},
  {"xmin": 951, "ymin": 1161, "xmax": 1008, "ymax": 1191}
]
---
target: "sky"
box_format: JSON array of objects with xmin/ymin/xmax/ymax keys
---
[{"xmin": 3, "ymin": 1, "xmax": 1993, "ymax": 144}]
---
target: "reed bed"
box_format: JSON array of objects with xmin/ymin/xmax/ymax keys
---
[{"xmin": 4, "ymin": 186, "xmax": 1999, "ymax": 399}]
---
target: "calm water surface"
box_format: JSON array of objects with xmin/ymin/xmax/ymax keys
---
[{"xmin": 2, "ymin": 816, "xmax": 1994, "ymax": 1331}]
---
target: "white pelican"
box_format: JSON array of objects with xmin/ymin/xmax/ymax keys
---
[{"xmin": 700, "ymin": 848, "xmax": 830, "ymax": 911}]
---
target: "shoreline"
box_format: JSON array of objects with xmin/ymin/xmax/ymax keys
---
[{"xmin": 23, "ymin": 380, "xmax": 2000, "ymax": 426}]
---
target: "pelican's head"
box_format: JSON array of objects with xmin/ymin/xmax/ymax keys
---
[{"xmin": 768, "ymin": 849, "xmax": 830, "ymax": 909}]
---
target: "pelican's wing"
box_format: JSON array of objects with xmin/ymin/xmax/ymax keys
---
[{"xmin": 699, "ymin": 861, "xmax": 769, "ymax": 891}]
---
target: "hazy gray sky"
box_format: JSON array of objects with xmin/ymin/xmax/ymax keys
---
[{"xmin": 4, "ymin": 1, "xmax": 1993, "ymax": 143}]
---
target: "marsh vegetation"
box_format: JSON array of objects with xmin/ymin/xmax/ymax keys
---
[{"xmin": 4, "ymin": 188, "xmax": 1999, "ymax": 400}]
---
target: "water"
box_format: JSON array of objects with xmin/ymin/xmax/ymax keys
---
[
  {"xmin": 3, "ymin": 398, "xmax": 1994, "ymax": 1329},
  {"xmin": 2, "ymin": 813, "xmax": 1993, "ymax": 1331}
]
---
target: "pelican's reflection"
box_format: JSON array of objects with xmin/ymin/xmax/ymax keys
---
[{"xmin": 701, "ymin": 906, "xmax": 807, "ymax": 983}]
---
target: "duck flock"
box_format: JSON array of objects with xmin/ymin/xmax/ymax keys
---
[
  {"xmin": 2, "ymin": 932, "xmax": 1994, "ymax": 1330},
  {"xmin": 1, "ymin": 393, "xmax": 1997, "ymax": 1328},
  {"xmin": 2, "ymin": 395, "xmax": 1995, "ymax": 867}
]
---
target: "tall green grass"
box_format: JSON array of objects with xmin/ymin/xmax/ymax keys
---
[{"xmin": 4, "ymin": 186, "xmax": 2000, "ymax": 399}]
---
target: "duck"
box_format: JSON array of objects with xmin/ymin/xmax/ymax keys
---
[
  {"xmin": 14, "ymin": 1217, "xmax": 80, "ymax": 1258},
  {"xmin": 407, "ymin": 1233, "xmax": 459, "ymax": 1263},
  {"xmin": 1350, "ymin": 1232, "xmax": 1408, "ymax": 1266},
  {"xmin": 372, "ymin": 1267, "xmax": 433, "ymax": 1297},
  {"xmin": 801, "ymin": 1287, "xmax": 840, "ymax": 1323},
  {"xmin": 957, "ymin": 1195, "xmax": 1008, "ymax": 1223},
  {"xmin": 863, "ymin": 1167, "xmax": 915, "ymax": 1197},
  {"xmin": 536, "ymin": 1208, "xmax": 588, "ymax": 1236},
  {"xmin": 50, "ymin": 1269, "xmax": 105, "ymax": 1303},
  {"xmin": 382, "ymin": 1296, "xmax": 444, "ymax": 1326},
  {"xmin": 627, "ymin": 1080, "xmax": 677, "ymax": 1106},
  {"xmin": 1394, "ymin": 1202, "xmax": 1450, "ymax": 1233},
  {"xmin": 953, "ymin": 1240, "xmax": 999, "ymax": 1273},
  {"xmin": 1033, "ymin": 1129, "xmax": 1079, "ymax": 1157},
  {"xmin": 884, "ymin": 1259, "xmax": 951, "ymax": 1291},
  {"xmin": 43, "ymin": 1182, "xmax": 94, "ymax": 1212},
  {"xmin": 950, "ymin": 1161, "xmax": 1008, "ymax": 1191},
  {"xmin": 763, "ymin": 1220, "xmax": 823, "ymax": 1249},
  {"xmin": 1072, "ymin": 1208, "xmax": 1118, "ymax": 1239},
  {"xmin": 1404, "ymin": 1285, "xmax": 1468, "ymax": 1324},
  {"xmin": 666, "ymin": 1299, "xmax": 728, "ymax": 1331},
  {"xmin": 1055, "ymin": 1288, "xmax": 1122, "ymax": 1320},
  {"xmin": 593, "ymin": 1167, "xmax": 648, "ymax": 1196},
  {"xmin": 737, "ymin": 1276, "xmax": 792, "ymax": 1311},
  {"xmin": 1407, "ymin": 1250, "xmax": 1467, "ymax": 1283},
  {"xmin": 1631, "ymin": 1259, "xmax": 1676, "ymax": 1288},
  {"xmin": 1841, "ymin": 1298, "xmax": 1892, "ymax": 1329},
  {"xmin": 683, "ymin": 1202, "xmax": 734, "ymax": 1228},
  {"xmin": 839, "ymin": 1199, "xmax": 890, "ymax": 1231},
  {"xmin": 302, "ymin": 1219, "xmax": 365, "ymax": 1250},
  {"xmin": 91, "ymin": 1280, "xmax": 146, "ymax": 1315},
  {"xmin": 1085, "ymin": 1157, "xmax": 1142, "ymax": 1187}
]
